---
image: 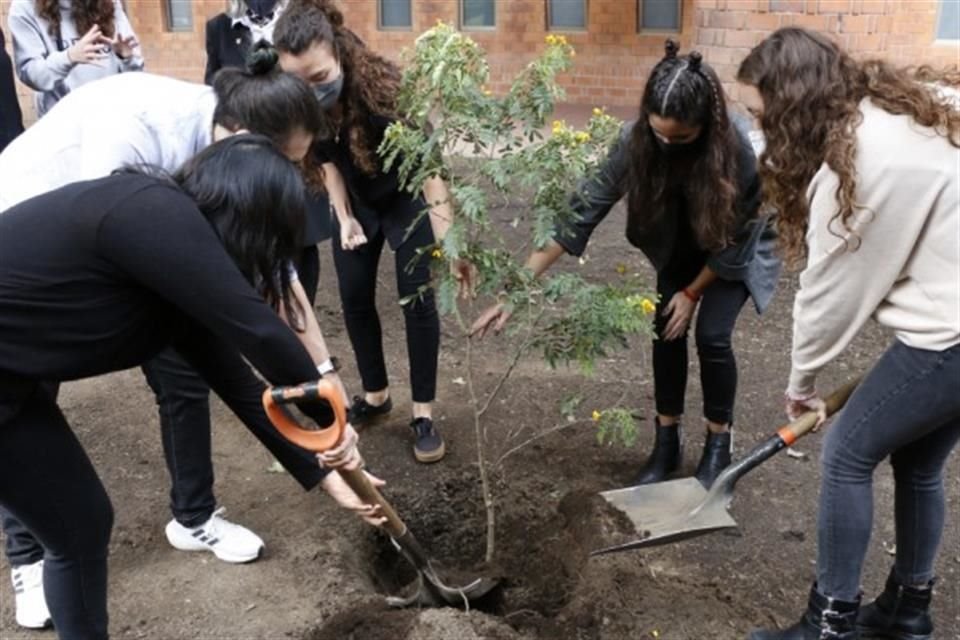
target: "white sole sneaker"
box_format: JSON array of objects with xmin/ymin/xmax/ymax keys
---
[
  {"xmin": 12, "ymin": 560, "xmax": 52, "ymax": 629},
  {"xmin": 164, "ymin": 508, "xmax": 264, "ymax": 564}
]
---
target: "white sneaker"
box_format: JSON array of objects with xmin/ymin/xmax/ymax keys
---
[
  {"xmin": 11, "ymin": 560, "xmax": 52, "ymax": 629},
  {"xmin": 164, "ymin": 507, "xmax": 264, "ymax": 564}
]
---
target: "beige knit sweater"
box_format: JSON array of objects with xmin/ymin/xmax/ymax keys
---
[{"xmin": 788, "ymin": 97, "xmax": 960, "ymax": 396}]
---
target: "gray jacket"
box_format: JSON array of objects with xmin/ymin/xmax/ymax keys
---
[
  {"xmin": 553, "ymin": 115, "xmax": 781, "ymax": 313},
  {"xmin": 8, "ymin": 0, "xmax": 143, "ymax": 117}
]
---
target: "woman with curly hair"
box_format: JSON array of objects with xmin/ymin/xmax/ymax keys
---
[
  {"xmin": 8, "ymin": 0, "xmax": 142, "ymax": 116},
  {"xmin": 274, "ymin": 0, "xmax": 472, "ymax": 464},
  {"xmin": 473, "ymin": 41, "xmax": 780, "ymax": 489},
  {"xmin": 738, "ymin": 27, "xmax": 959, "ymax": 640}
]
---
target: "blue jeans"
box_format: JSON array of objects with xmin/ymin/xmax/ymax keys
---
[{"xmin": 818, "ymin": 340, "xmax": 960, "ymax": 600}]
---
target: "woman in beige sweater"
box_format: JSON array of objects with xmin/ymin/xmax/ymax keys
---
[{"xmin": 737, "ymin": 28, "xmax": 959, "ymax": 640}]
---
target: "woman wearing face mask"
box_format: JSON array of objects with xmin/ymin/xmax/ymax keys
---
[
  {"xmin": 0, "ymin": 46, "xmax": 354, "ymax": 631},
  {"xmin": 205, "ymin": 0, "xmax": 333, "ymax": 320},
  {"xmin": 0, "ymin": 135, "xmax": 384, "ymax": 640},
  {"xmin": 473, "ymin": 41, "xmax": 780, "ymax": 489},
  {"xmin": 8, "ymin": 0, "xmax": 143, "ymax": 117},
  {"xmin": 274, "ymin": 0, "xmax": 472, "ymax": 464},
  {"xmin": 739, "ymin": 28, "xmax": 959, "ymax": 640}
]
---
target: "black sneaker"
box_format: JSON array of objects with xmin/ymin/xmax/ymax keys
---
[
  {"xmin": 410, "ymin": 417, "xmax": 445, "ymax": 463},
  {"xmin": 347, "ymin": 396, "xmax": 393, "ymax": 426}
]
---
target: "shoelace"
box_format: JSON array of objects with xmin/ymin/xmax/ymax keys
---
[
  {"xmin": 203, "ymin": 506, "xmax": 229, "ymax": 537},
  {"xmin": 412, "ymin": 419, "xmax": 434, "ymax": 438}
]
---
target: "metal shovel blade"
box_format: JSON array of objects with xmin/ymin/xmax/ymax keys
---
[{"xmin": 593, "ymin": 478, "xmax": 737, "ymax": 555}]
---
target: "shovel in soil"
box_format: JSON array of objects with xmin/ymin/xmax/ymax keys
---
[
  {"xmin": 593, "ymin": 379, "xmax": 860, "ymax": 555},
  {"xmin": 262, "ymin": 380, "xmax": 500, "ymax": 608}
]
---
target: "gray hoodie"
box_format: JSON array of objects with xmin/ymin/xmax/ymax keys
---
[{"xmin": 8, "ymin": 0, "xmax": 143, "ymax": 117}]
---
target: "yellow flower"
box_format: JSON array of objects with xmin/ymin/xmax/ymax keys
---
[
  {"xmin": 575, "ymin": 131, "xmax": 591, "ymax": 143},
  {"xmin": 551, "ymin": 119, "xmax": 565, "ymax": 135},
  {"xmin": 431, "ymin": 248, "xmax": 444, "ymax": 258},
  {"xmin": 545, "ymin": 34, "xmax": 558, "ymax": 45},
  {"xmin": 436, "ymin": 18, "xmax": 445, "ymax": 27},
  {"xmin": 558, "ymin": 35, "xmax": 568, "ymax": 45},
  {"xmin": 641, "ymin": 298, "xmax": 656, "ymax": 315},
  {"xmin": 592, "ymin": 410, "xmax": 602, "ymax": 422},
  {"xmin": 483, "ymin": 88, "xmax": 493, "ymax": 96},
  {"xmin": 615, "ymin": 263, "xmax": 627, "ymax": 275},
  {"xmin": 592, "ymin": 107, "xmax": 604, "ymax": 117}
]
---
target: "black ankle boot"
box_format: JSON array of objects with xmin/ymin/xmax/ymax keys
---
[
  {"xmin": 694, "ymin": 430, "xmax": 732, "ymax": 488},
  {"xmin": 631, "ymin": 419, "xmax": 682, "ymax": 485},
  {"xmin": 858, "ymin": 570, "xmax": 934, "ymax": 640},
  {"xmin": 748, "ymin": 583, "xmax": 861, "ymax": 640}
]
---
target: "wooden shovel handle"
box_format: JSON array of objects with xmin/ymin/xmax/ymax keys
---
[
  {"xmin": 776, "ymin": 378, "xmax": 861, "ymax": 446},
  {"xmin": 261, "ymin": 381, "xmax": 407, "ymax": 538}
]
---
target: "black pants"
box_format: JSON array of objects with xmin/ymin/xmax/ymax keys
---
[
  {"xmin": 2, "ymin": 246, "xmax": 324, "ymax": 563},
  {"xmin": 653, "ymin": 270, "xmax": 749, "ymax": 425},
  {"xmin": 332, "ymin": 217, "xmax": 439, "ymax": 403},
  {"xmin": 0, "ymin": 384, "xmax": 113, "ymax": 639}
]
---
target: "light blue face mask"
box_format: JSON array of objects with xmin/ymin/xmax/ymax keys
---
[{"xmin": 314, "ymin": 73, "xmax": 344, "ymax": 111}]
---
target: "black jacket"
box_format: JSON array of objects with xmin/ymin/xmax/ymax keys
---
[
  {"xmin": 204, "ymin": 14, "xmax": 254, "ymax": 86},
  {"xmin": 0, "ymin": 30, "xmax": 24, "ymax": 154},
  {"xmin": 554, "ymin": 114, "xmax": 781, "ymax": 313}
]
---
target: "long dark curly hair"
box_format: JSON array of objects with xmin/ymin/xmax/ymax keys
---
[
  {"xmin": 273, "ymin": 0, "xmax": 402, "ymax": 176},
  {"xmin": 37, "ymin": 0, "xmax": 116, "ymax": 39},
  {"xmin": 737, "ymin": 27, "xmax": 960, "ymax": 267},
  {"xmin": 627, "ymin": 40, "xmax": 741, "ymax": 252}
]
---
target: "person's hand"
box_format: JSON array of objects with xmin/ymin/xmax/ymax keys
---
[
  {"xmin": 320, "ymin": 470, "xmax": 387, "ymax": 527},
  {"xmin": 111, "ymin": 33, "xmax": 139, "ymax": 60},
  {"xmin": 451, "ymin": 258, "xmax": 477, "ymax": 300},
  {"xmin": 339, "ymin": 217, "xmax": 367, "ymax": 250},
  {"xmin": 316, "ymin": 423, "xmax": 361, "ymax": 470},
  {"xmin": 67, "ymin": 25, "xmax": 111, "ymax": 65},
  {"xmin": 661, "ymin": 290, "xmax": 698, "ymax": 341},
  {"xmin": 470, "ymin": 302, "xmax": 512, "ymax": 339},
  {"xmin": 785, "ymin": 391, "xmax": 828, "ymax": 430}
]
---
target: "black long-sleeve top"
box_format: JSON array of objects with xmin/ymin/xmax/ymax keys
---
[
  {"xmin": 553, "ymin": 114, "xmax": 781, "ymax": 313},
  {"xmin": 0, "ymin": 173, "xmax": 320, "ymax": 392}
]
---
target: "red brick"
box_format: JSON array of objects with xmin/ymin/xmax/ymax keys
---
[
  {"xmin": 724, "ymin": 29, "xmax": 765, "ymax": 47},
  {"xmin": 770, "ymin": 0, "xmax": 806, "ymax": 11},
  {"xmin": 745, "ymin": 12, "xmax": 783, "ymax": 29},
  {"xmin": 840, "ymin": 14, "xmax": 873, "ymax": 32},
  {"xmin": 819, "ymin": 0, "xmax": 852, "ymax": 12}
]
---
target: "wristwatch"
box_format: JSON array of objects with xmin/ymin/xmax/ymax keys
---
[{"xmin": 316, "ymin": 357, "xmax": 341, "ymax": 377}]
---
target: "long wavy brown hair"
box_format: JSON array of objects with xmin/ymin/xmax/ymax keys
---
[
  {"xmin": 274, "ymin": 0, "xmax": 401, "ymax": 176},
  {"xmin": 37, "ymin": 0, "xmax": 116, "ymax": 39},
  {"xmin": 628, "ymin": 40, "xmax": 742, "ymax": 252},
  {"xmin": 737, "ymin": 27, "xmax": 960, "ymax": 267}
]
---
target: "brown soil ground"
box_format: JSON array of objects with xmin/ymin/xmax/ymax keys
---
[{"xmin": 2, "ymin": 197, "xmax": 958, "ymax": 640}]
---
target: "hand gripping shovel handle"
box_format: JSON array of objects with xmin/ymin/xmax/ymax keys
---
[
  {"xmin": 261, "ymin": 381, "xmax": 407, "ymax": 539},
  {"xmin": 710, "ymin": 378, "xmax": 862, "ymax": 498}
]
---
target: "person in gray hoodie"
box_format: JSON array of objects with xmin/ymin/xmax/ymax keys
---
[{"xmin": 7, "ymin": 0, "xmax": 142, "ymax": 117}]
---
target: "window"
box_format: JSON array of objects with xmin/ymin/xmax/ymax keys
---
[
  {"xmin": 379, "ymin": 0, "xmax": 412, "ymax": 30},
  {"xmin": 638, "ymin": 0, "xmax": 682, "ymax": 32},
  {"xmin": 461, "ymin": 0, "xmax": 496, "ymax": 29},
  {"xmin": 163, "ymin": 0, "xmax": 192, "ymax": 32},
  {"xmin": 547, "ymin": 0, "xmax": 586, "ymax": 30},
  {"xmin": 936, "ymin": 0, "xmax": 959, "ymax": 40}
]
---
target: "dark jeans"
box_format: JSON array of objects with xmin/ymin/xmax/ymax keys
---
[
  {"xmin": 0, "ymin": 384, "xmax": 113, "ymax": 639},
  {"xmin": 817, "ymin": 339, "xmax": 960, "ymax": 601},
  {"xmin": 653, "ymin": 272, "xmax": 749, "ymax": 425},
  {"xmin": 332, "ymin": 217, "xmax": 439, "ymax": 403},
  {"xmin": 2, "ymin": 245, "xmax": 325, "ymax": 563}
]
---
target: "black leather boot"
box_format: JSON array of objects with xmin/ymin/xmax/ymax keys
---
[
  {"xmin": 631, "ymin": 419, "xmax": 682, "ymax": 485},
  {"xmin": 748, "ymin": 583, "xmax": 861, "ymax": 640},
  {"xmin": 858, "ymin": 570, "xmax": 934, "ymax": 640},
  {"xmin": 694, "ymin": 430, "xmax": 732, "ymax": 488}
]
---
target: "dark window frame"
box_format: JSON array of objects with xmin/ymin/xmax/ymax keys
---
[
  {"xmin": 163, "ymin": 0, "xmax": 193, "ymax": 32},
  {"xmin": 378, "ymin": 0, "xmax": 414, "ymax": 31},
  {"xmin": 637, "ymin": 0, "xmax": 683, "ymax": 34},
  {"xmin": 546, "ymin": 0, "xmax": 588, "ymax": 32},
  {"xmin": 460, "ymin": 0, "xmax": 497, "ymax": 31}
]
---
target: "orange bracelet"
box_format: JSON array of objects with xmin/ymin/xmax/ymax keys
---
[{"xmin": 682, "ymin": 287, "xmax": 701, "ymax": 302}]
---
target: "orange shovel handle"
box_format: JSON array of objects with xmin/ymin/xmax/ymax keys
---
[{"xmin": 261, "ymin": 380, "xmax": 347, "ymax": 453}]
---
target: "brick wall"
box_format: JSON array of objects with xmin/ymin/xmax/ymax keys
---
[
  {"xmin": 697, "ymin": 0, "xmax": 960, "ymax": 99},
  {"xmin": 2, "ymin": 0, "xmax": 958, "ymax": 125}
]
